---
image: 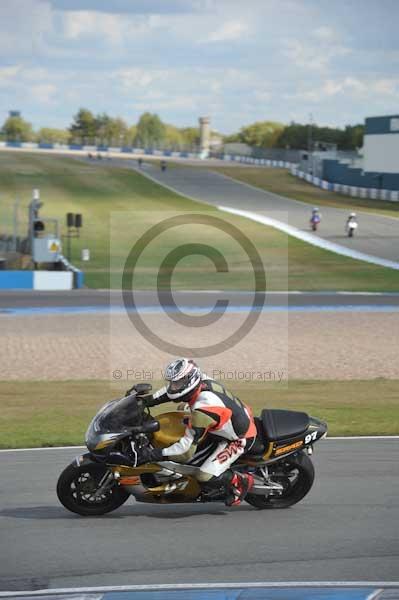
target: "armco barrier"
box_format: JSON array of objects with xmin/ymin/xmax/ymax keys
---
[
  {"xmin": 291, "ymin": 167, "xmax": 399, "ymax": 203},
  {"xmin": 0, "ymin": 270, "xmax": 84, "ymax": 290},
  {"xmin": 0, "ymin": 271, "xmax": 33, "ymax": 289},
  {"xmin": 0, "ymin": 141, "xmax": 293, "ymax": 166}
]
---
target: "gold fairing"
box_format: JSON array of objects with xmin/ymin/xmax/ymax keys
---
[
  {"xmin": 152, "ymin": 411, "xmax": 186, "ymax": 447},
  {"xmin": 111, "ymin": 464, "xmax": 161, "ymax": 476},
  {"xmin": 146, "ymin": 476, "xmax": 201, "ymax": 503},
  {"xmin": 94, "ymin": 439, "xmax": 114, "ymax": 450}
]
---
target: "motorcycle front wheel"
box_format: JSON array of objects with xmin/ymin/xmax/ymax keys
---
[
  {"xmin": 246, "ymin": 451, "xmax": 315, "ymax": 509},
  {"xmin": 57, "ymin": 463, "xmax": 130, "ymax": 516}
]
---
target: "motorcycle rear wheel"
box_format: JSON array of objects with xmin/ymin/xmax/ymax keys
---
[
  {"xmin": 246, "ymin": 451, "xmax": 314, "ymax": 509},
  {"xmin": 57, "ymin": 463, "xmax": 130, "ymax": 516}
]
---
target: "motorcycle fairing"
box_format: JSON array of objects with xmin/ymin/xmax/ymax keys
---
[{"xmin": 152, "ymin": 411, "xmax": 186, "ymax": 447}]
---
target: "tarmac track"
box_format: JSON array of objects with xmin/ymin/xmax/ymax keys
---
[
  {"xmin": 1, "ymin": 439, "xmax": 398, "ymax": 591},
  {"xmin": 1, "ymin": 290, "xmax": 399, "ymax": 310}
]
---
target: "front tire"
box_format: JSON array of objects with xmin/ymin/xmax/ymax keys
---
[
  {"xmin": 246, "ymin": 451, "xmax": 315, "ymax": 509},
  {"xmin": 57, "ymin": 462, "xmax": 130, "ymax": 516}
]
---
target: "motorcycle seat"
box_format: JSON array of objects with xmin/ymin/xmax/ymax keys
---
[
  {"xmin": 261, "ymin": 409, "xmax": 309, "ymax": 442},
  {"xmin": 246, "ymin": 418, "xmax": 266, "ymax": 456}
]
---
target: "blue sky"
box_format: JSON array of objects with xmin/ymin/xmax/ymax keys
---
[{"xmin": 1, "ymin": 0, "xmax": 398, "ymax": 133}]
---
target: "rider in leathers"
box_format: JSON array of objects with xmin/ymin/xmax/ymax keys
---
[{"xmin": 136, "ymin": 358, "xmax": 256, "ymax": 506}]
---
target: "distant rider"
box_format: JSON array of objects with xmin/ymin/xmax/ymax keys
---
[
  {"xmin": 310, "ymin": 207, "xmax": 321, "ymax": 229},
  {"xmin": 134, "ymin": 358, "xmax": 256, "ymax": 506},
  {"xmin": 346, "ymin": 212, "xmax": 357, "ymax": 228}
]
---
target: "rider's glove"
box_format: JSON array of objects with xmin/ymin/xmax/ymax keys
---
[{"xmin": 133, "ymin": 444, "xmax": 164, "ymax": 466}]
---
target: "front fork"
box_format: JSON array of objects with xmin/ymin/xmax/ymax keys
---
[{"xmin": 92, "ymin": 471, "xmax": 116, "ymax": 499}]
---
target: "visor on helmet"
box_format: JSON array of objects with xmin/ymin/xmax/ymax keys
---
[{"xmin": 168, "ymin": 375, "xmax": 192, "ymax": 394}]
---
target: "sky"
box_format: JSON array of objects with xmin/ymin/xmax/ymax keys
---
[{"xmin": 0, "ymin": 0, "xmax": 398, "ymax": 134}]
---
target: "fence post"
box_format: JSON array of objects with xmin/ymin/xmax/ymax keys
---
[{"xmin": 13, "ymin": 197, "xmax": 20, "ymax": 252}]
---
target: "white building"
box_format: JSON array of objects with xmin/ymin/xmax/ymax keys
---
[{"xmin": 363, "ymin": 114, "xmax": 399, "ymax": 173}]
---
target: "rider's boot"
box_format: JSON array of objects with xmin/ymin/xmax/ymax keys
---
[
  {"xmin": 203, "ymin": 470, "xmax": 254, "ymax": 506},
  {"xmin": 225, "ymin": 472, "xmax": 254, "ymax": 507}
]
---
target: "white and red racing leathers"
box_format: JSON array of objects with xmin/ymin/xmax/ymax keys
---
[{"xmin": 151, "ymin": 377, "xmax": 257, "ymax": 481}]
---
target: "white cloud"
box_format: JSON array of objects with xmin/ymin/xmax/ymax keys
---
[
  {"xmin": 286, "ymin": 76, "xmax": 399, "ymax": 107},
  {"xmin": 283, "ymin": 31, "xmax": 351, "ymax": 72},
  {"xmin": 63, "ymin": 10, "xmax": 125, "ymax": 43},
  {"xmin": 0, "ymin": 0, "xmax": 54, "ymax": 58},
  {"xmin": 0, "ymin": 65, "xmax": 22, "ymax": 86},
  {"xmin": 373, "ymin": 78, "xmax": 399, "ymax": 96},
  {"xmin": 30, "ymin": 83, "xmax": 57, "ymax": 104},
  {"xmin": 116, "ymin": 68, "xmax": 165, "ymax": 90},
  {"xmin": 313, "ymin": 26, "xmax": 336, "ymax": 42},
  {"xmin": 61, "ymin": 10, "xmax": 165, "ymax": 45},
  {"xmin": 206, "ymin": 20, "xmax": 249, "ymax": 43}
]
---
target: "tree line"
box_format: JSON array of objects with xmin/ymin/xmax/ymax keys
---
[
  {"xmin": 0, "ymin": 109, "xmax": 201, "ymax": 151},
  {"xmin": 225, "ymin": 120, "xmax": 364, "ymax": 151},
  {"xmin": 0, "ymin": 109, "xmax": 364, "ymax": 151}
]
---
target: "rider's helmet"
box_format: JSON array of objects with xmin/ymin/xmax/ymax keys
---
[
  {"xmin": 164, "ymin": 358, "xmax": 202, "ymax": 402},
  {"xmin": 312, "ymin": 207, "xmax": 319, "ymax": 213},
  {"xmin": 350, "ymin": 212, "xmax": 356, "ymax": 218}
]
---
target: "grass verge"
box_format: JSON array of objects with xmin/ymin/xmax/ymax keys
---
[
  {"xmin": 1, "ymin": 379, "xmax": 398, "ymax": 448},
  {"xmin": 212, "ymin": 166, "xmax": 399, "ymax": 218}
]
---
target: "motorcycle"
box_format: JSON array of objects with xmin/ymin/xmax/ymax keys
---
[
  {"xmin": 57, "ymin": 383, "xmax": 327, "ymax": 516},
  {"xmin": 347, "ymin": 220, "xmax": 358, "ymax": 237},
  {"xmin": 310, "ymin": 215, "xmax": 320, "ymax": 231}
]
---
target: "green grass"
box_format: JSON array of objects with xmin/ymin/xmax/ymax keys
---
[
  {"xmin": 0, "ymin": 379, "xmax": 398, "ymax": 448},
  {"xmin": 1, "ymin": 151, "xmax": 399, "ymax": 291},
  {"xmin": 212, "ymin": 166, "xmax": 399, "ymax": 218}
]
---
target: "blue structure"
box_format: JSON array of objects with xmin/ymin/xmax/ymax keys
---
[
  {"xmin": 365, "ymin": 114, "xmax": 399, "ymax": 135},
  {"xmin": 322, "ymin": 159, "xmax": 399, "ymax": 191},
  {"xmin": 0, "ymin": 271, "xmax": 33, "ymax": 289},
  {"xmin": 1, "ymin": 585, "xmax": 397, "ymax": 600}
]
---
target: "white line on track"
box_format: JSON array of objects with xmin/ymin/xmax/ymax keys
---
[
  {"xmin": 0, "ymin": 436, "xmax": 398, "ymax": 453},
  {"xmin": 1, "ymin": 582, "xmax": 399, "ymax": 596},
  {"xmin": 366, "ymin": 590, "xmax": 385, "ymax": 600}
]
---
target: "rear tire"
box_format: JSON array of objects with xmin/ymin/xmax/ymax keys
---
[
  {"xmin": 57, "ymin": 462, "xmax": 129, "ymax": 516},
  {"xmin": 246, "ymin": 451, "xmax": 315, "ymax": 509}
]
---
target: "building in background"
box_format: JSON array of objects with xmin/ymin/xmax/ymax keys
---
[
  {"xmin": 363, "ymin": 115, "xmax": 399, "ymax": 173},
  {"xmin": 319, "ymin": 114, "xmax": 399, "ymax": 191}
]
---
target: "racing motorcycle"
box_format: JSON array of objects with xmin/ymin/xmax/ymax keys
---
[
  {"xmin": 57, "ymin": 383, "xmax": 327, "ymax": 515},
  {"xmin": 347, "ymin": 220, "xmax": 358, "ymax": 237},
  {"xmin": 310, "ymin": 215, "xmax": 321, "ymax": 231}
]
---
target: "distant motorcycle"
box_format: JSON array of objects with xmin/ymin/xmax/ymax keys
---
[
  {"xmin": 310, "ymin": 215, "xmax": 320, "ymax": 231},
  {"xmin": 56, "ymin": 383, "xmax": 327, "ymax": 516},
  {"xmin": 310, "ymin": 208, "xmax": 321, "ymax": 232},
  {"xmin": 346, "ymin": 213, "xmax": 358, "ymax": 237}
]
